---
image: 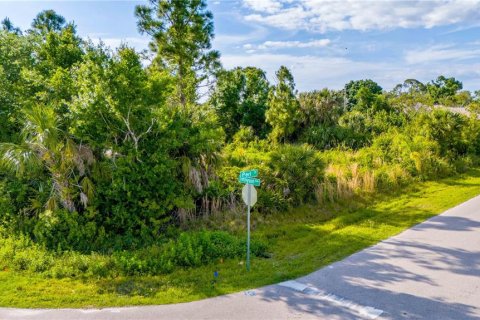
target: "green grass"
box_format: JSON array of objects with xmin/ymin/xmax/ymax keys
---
[{"xmin": 1, "ymin": 168, "xmax": 480, "ymax": 308}]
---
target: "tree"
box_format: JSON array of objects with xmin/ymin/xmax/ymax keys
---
[
  {"xmin": 209, "ymin": 67, "xmax": 270, "ymax": 140},
  {"xmin": 266, "ymin": 66, "xmax": 299, "ymax": 143},
  {"xmin": 453, "ymin": 91, "xmax": 472, "ymax": 107},
  {"xmin": 389, "ymin": 79, "xmax": 431, "ymax": 110},
  {"xmin": 344, "ymin": 79, "xmax": 382, "ymax": 110},
  {"xmin": 354, "ymin": 87, "xmax": 390, "ymax": 114},
  {"xmin": 69, "ymin": 44, "xmax": 223, "ymax": 244},
  {"xmin": 468, "ymin": 90, "xmax": 480, "ymax": 114},
  {"xmin": 240, "ymin": 67, "xmax": 271, "ymax": 137},
  {"xmin": 0, "ymin": 30, "xmax": 34, "ymax": 142},
  {"xmin": 31, "ymin": 10, "xmax": 67, "ymax": 34},
  {"xmin": 298, "ymin": 89, "xmax": 344, "ymax": 127},
  {"xmin": 473, "ymin": 90, "xmax": 480, "ymax": 101},
  {"xmin": 392, "ymin": 79, "xmax": 426, "ymax": 96},
  {"xmin": 70, "ymin": 46, "xmax": 166, "ymax": 154},
  {"xmin": 403, "ymin": 79, "xmax": 426, "ymax": 94},
  {"xmin": 135, "ymin": 0, "xmax": 220, "ymax": 107},
  {"xmin": 1, "ymin": 17, "xmax": 21, "ymax": 34},
  {"xmin": 35, "ymin": 23, "xmax": 83, "ymax": 71},
  {"xmin": 296, "ymin": 89, "xmax": 346, "ymax": 149},
  {"xmin": 427, "ymin": 76, "xmax": 463, "ymax": 104},
  {"xmin": 22, "ymin": 20, "xmax": 84, "ymax": 125}
]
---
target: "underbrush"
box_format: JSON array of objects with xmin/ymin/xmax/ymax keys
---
[{"xmin": 0, "ymin": 230, "xmax": 267, "ymax": 279}]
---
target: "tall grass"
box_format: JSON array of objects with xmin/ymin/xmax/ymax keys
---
[{"xmin": 316, "ymin": 162, "xmax": 382, "ymax": 203}]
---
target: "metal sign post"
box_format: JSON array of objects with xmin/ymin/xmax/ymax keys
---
[
  {"xmin": 247, "ymin": 184, "xmax": 251, "ymax": 272},
  {"xmin": 240, "ymin": 170, "xmax": 260, "ymax": 272}
]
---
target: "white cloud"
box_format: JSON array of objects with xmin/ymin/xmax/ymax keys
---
[
  {"xmin": 245, "ymin": 38, "xmax": 331, "ymax": 50},
  {"xmin": 243, "ymin": 0, "xmax": 283, "ymax": 13},
  {"xmin": 242, "ymin": 0, "xmax": 480, "ymax": 32},
  {"xmin": 405, "ymin": 44, "xmax": 480, "ymax": 64},
  {"xmin": 214, "ymin": 34, "xmax": 252, "ymax": 46},
  {"xmin": 221, "ymin": 52, "xmax": 480, "ymax": 91},
  {"xmin": 212, "ymin": 24, "xmax": 269, "ymax": 49}
]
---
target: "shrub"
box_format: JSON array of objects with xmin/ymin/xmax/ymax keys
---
[
  {"xmin": 300, "ymin": 125, "xmax": 349, "ymax": 150},
  {"xmin": 414, "ymin": 109, "xmax": 469, "ymax": 158},
  {"xmin": 268, "ymin": 144, "xmax": 324, "ymax": 205},
  {"xmin": 0, "ymin": 230, "xmax": 268, "ymax": 278},
  {"xmin": 113, "ymin": 231, "xmax": 267, "ymax": 275}
]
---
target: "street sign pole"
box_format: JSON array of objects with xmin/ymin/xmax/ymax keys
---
[
  {"xmin": 239, "ymin": 169, "xmax": 260, "ymax": 272},
  {"xmin": 247, "ymin": 184, "xmax": 251, "ymax": 272}
]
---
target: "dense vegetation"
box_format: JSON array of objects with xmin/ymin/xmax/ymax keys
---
[
  {"xmin": 1, "ymin": 0, "xmax": 480, "ymax": 284},
  {"xmin": 2, "ymin": 170, "xmax": 480, "ymax": 307}
]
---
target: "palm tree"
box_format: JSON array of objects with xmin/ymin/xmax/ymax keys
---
[{"xmin": 0, "ymin": 106, "xmax": 94, "ymax": 212}]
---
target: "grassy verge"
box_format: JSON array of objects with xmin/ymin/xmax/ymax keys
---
[{"xmin": 1, "ymin": 168, "xmax": 480, "ymax": 308}]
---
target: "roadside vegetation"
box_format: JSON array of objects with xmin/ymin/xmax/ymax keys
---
[
  {"xmin": 1, "ymin": 168, "xmax": 480, "ymax": 307},
  {"xmin": 1, "ymin": 0, "xmax": 480, "ymax": 308}
]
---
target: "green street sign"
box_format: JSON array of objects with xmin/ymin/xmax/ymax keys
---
[
  {"xmin": 239, "ymin": 169, "xmax": 258, "ymax": 179},
  {"xmin": 239, "ymin": 177, "xmax": 261, "ymax": 186}
]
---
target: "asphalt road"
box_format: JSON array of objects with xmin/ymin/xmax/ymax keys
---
[{"xmin": 1, "ymin": 195, "xmax": 480, "ymax": 320}]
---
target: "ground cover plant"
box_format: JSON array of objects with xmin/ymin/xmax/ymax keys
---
[{"xmin": 1, "ymin": 0, "xmax": 480, "ymax": 308}]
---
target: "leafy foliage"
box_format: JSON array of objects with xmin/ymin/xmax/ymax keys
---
[
  {"xmin": 210, "ymin": 67, "xmax": 270, "ymax": 140},
  {"xmin": 426, "ymin": 76, "xmax": 463, "ymax": 104},
  {"xmin": 266, "ymin": 66, "xmax": 299, "ymax": 142},
  {"xmin": 344, "ymin": 79, "xmax": 382, "ymax": 110},
  {"xmin": 0, "ymin": 228, "xmax": 267, "ymax": 277},
  {"xmin": 135, "ymin": 0, "xmax": 220, "ymax": 106}
]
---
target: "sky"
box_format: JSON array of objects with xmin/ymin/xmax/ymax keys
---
[{"xmin": 1, "ymin": 0, "xmax": 480, "ymax": 92}]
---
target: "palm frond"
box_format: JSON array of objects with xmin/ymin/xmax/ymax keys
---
[
  {"xmin": 22, "ymin": 106, "xmax": 60, "ymax": 148},
  {"xmin": 0, "ymin": 142, "xmax": 40, "ymax": 175}
]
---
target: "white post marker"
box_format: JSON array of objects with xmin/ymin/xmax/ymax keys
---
[{"xmin": 242, "ymin": 183, "xmax": 257, "ymax": 271}]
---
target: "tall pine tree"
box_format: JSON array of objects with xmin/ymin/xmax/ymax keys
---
[
  {"xmin": 135, "ymin": 0, "xmax": 220, "ymax": 107},
  {"xmin": 266, "ymin": 66, "xmax": 299, "ymax": 143}
]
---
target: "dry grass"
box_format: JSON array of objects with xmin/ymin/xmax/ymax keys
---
[{"xmin": 317, "ymin": 162, "xmax": 380, "ymax": 203}]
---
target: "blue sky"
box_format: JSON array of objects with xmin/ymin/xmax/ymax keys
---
[{"xmin": 1, "ymin": 0, "xmax": 480, "ymax": 92}]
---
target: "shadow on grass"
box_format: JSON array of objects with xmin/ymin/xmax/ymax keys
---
[
  {"xmin": 257, "ymin": 212, "xmax": 480, "ymax": 319},
  {"xmin": 98, "ymin": 279, "xmax": 165, "ymax": 297},
  {"xmin": 265, "ymin": 190, "xmax": 480, "ymax": 318},
  {"xmin": 440, "ymin": 168, "xmax": 480, "ymax": 186}
]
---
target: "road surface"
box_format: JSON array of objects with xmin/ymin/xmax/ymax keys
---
[{"xmin": 1, "ymin": 195, "xmax": 480, "ymax": 320}]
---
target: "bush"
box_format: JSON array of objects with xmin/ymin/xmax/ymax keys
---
[
  {"xmin": 112, "ymin": 231, "xmax": 267, "ymax": 275},
  {"xmin": 268, "ymin": 144, "xmax": 324, "ymax": 205},
  {"xmin": 32, "ymin": 209, "xmax": 101, "ymax": 252},
  {"xmin": 219, "ymin": 142, "xmax": 325, "ymax": 211},
  {"xmin": 414, "ymin": 109, "xmax": 469, "ymax": 158},
  {"xmin": 0, "ymin": 230, "xmax": 267, "ymax": 278},
  {"xmin": 354, "ymin": 128, "xmax": 457, "ymax": 181},
  {"xmin": 300, "ymin": 125, "xmax": 348, "ymax": 150}
]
